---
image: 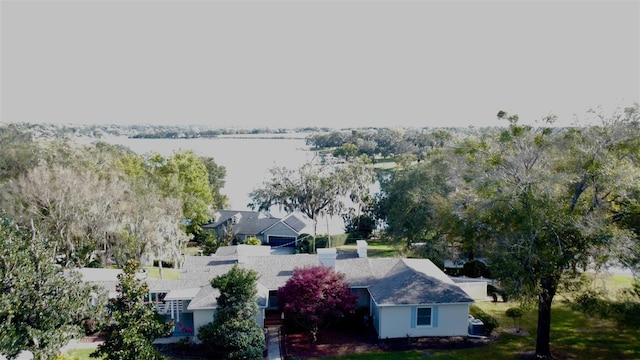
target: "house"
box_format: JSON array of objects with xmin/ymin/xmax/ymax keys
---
[
  {"xmin": 85, "ymin": 241, "xmax": 475, "ymax": 340},
  {"xmin": 201, "ymin": 210, "xmax": 313, "ymax": 247}
]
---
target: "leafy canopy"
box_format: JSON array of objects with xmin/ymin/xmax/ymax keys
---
[
  {"xmin": 249, "ymin": 157, "xmax": 375, "ymax": 237},
  {"xmin": 197, "ymin": 265, "xmax": 265, "ymax": 360},
  {"xmin": 0, "ymin": 214, "xmax": 99, "ymax": 360},
  {"xmin": 92, "ymin": 260, "xmax": 172, "ymax": 360},
  {"xmin": 278, "ymin": 265, "xmax": 358, "ymax": 342},
  {"xmin": 449, "ymin": 108, "xmax": 640, "ymax": 359}
]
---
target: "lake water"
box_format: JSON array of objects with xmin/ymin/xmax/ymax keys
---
[{"xmin": 80, "ymin": 135, "xmax": 349, "ymax": 234}]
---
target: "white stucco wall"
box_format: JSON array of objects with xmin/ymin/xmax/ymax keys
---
[
  {"xmin": 376, "ymin": 303, "xmax": 470, "ymax": 339},
  {"xmin": 192, "ymin": 309, "xmax": 216, "ymax": 340},
  {"xmin": 371, "ymin": 300, "xmax": 381, "ymax": 335},
  {"xmin": 454, "ymin": 282, "xmax": 487, "ymax": 301},
  {"xmin": 255, "ymin": 308, "xmax": 265, "ymax": 330}
]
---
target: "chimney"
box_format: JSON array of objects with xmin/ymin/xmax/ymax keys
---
[
  {"xmin": 317, "ymin": 248, "xmax": 337, "ymax": 269},
  {"xmin": 357, "ymin": 240, "xmax": 368, "ymax": 258},
  {"xmin": 237, "ymin": 244, "xmax": 271, "ymax": 264}
]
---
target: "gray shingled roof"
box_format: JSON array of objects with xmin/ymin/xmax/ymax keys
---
[
  {"xmin": 281, "ymin": 214, "xmax": 308, "ymax": 233},
  {"xmin": 181, "ymin": 252, "xmax": 472, "ymax": 306},
  {"xmin": 213, "ymin": 246, "xmax": 238, "ymax": 257},
  {"xmin": 335, "ymin": 257, "xmax": 376, "ymax": 287},
  {"xmin": 367, "ymin": 259, "xmax": 473, "ymax": 305},
  {"xmin": 203, "ymin": 210, "xmax": 280, "ymax": 236},
  {"xmin": 187, "ymin": 285, "xmax": 221, "ymax": 310},
  {"xmin": 203, "ymin": 210, "xmax": 313, "ymax": 237},
  {"xmin": 242, "ymin": 254, "xmax": 319, "ymax": 289},
  {"xmin": 84, "ymin": 246, "xmax": 473, "ymax": 311}
]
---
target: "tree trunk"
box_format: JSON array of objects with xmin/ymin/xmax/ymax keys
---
[
  {"xmin": 312, "ymin": 219, "xmax": 318, "ymax": 253},
  {"xmin": 310, "ymin": 324, "xmax": 318, "ymax": 344},
  {"xmin": 535, "ymin": 278, "xmax": 557, "ymax": 359}
]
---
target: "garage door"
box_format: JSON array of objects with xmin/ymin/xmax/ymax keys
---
[{"xmin": 268, "ymin": 236, "xmax": 297, "ymax": 247}]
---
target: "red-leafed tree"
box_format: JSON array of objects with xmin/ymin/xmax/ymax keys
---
[{"xmin": 278, "ymin": 265, "xmax": 358, "ymax": 342}]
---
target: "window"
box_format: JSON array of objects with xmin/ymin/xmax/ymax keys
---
[{"xmin": 416, "ymin": 307, "xmax": 432, "ymax": 326}]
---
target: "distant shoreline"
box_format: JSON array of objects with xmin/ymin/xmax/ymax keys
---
[{"xmin": 129, "ymin": 132, "xmax": 311, "ymax": 141}]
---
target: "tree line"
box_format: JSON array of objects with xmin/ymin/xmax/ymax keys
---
[{"xmin": 306, "ymin": 126, "xmax": 457, "ymax": 160}]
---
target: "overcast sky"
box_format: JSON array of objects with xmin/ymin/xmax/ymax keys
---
[{"xmin": 1, "ymin": 0, "xmax": 638, "ymax": 128}]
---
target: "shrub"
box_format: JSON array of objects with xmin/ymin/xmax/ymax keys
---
[
  {"xmin": 83, "ymin": 318, "xmax": 98, "ymax": 335},
  {"xmin": 505, "ymin": 307, "xmax": 524, "ymax": 329},
  {"xmin": 152, "ymin": 259, "xmax": 175, "ymax": 268},
  {"xmin": 174, "ymin": 336, "xmax": 195, "ymax": 351},
  {"xmin": 487, "ymin": 284, "xmax": 508, "ymax": 302},
  {"xmin": 572, "ymin": 288, "xmax": 640, "ymax": 329},
  {"xmin": 444, "ymin": 267, "xmax": 464, "ymax": 277},
  {"xmin": 245, "ymin": 236, "xmax": 261, "ymax": 245},
  {"xmin": 462, "ymin": 259, "xmax": 491, "ymax": 278},
  {"xmin": 295, "ymin": 235, "xmax": 313, "ymax": 254},
  {"xmin": 278, "ymin": 265, "xmax": 358, "ymax": 343},
  {"xmin": 469, "ymin": 305, "xmax": 499, "ymax": 336}
]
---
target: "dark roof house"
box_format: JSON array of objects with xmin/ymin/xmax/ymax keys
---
[{"xmin": 202, "ymin": 210, "xmax": 312, "ymax": 247}]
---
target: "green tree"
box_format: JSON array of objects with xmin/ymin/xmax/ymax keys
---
[
  {"xmin": 0, "ymin": 138, "xmax": 191, "ymax": 268},
  {"xmin": 0, "ymin": 124, "xmax": 41, "ymax": 182},
  {"xmin": 278, "ymin": 265, "xmax": 357, "ymax": 343},
  {"xmin": 199, "ymin": 155, "xmax": 229, "ymax": 210},
  {"xmin": 376, "ymin": 152, "xmax": 453, "ymax": 256},
  {"xmin": 451, "ymin": 109, "xmax": 640, "ymax": 359},
  {"xmin": 343, "ymin": 212, "xmax": 376, "ymax": 240},
  {"xmin": 332, "ymin": 143, "xmax": 359, "ymax": 161},
  {"xmin": 3, "ymin": 159, "xmax": 186, "ymax": 268},
  {"xmin": 92, "ymin": 260, "xmax": 172, "ymax": 360},
  {"xmin": 196, "ymin": 230, "xmax": 230, "ymax": 256},
  {"xmin": 197, "ymin": 265, "xmax": 265, "ymax": 360},
  {"xmin": 147, "ymin": 150, "xmax": 216, "ymax": 233},
  {"xmin": 394, "ymin": 153, "xmax": 417, "ymax": 169},
  {"xmin": 249, "ymin": 158, "xmax": 375, "ymax": 245},
  {"xmin": 0, "ymin": 215, "xmax": 100, "ymax": 360}
]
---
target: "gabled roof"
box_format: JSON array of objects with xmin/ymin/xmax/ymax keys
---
[
  {"xmin": 83, "ymin": 246, "xmax": 473, "ymax": 311},
  {"xmin": 243, "ymin": 254, "xmax": 318, "ymax": 289},
  {"xmin": 202, "ymin": 210, "xmax": 280, "ymax": 235},
  {"xmin": 281, "ymin": 214, "xmax": 309, "ymax": 233},
  {"xmin": 366, "ymin": 259, "xmax": 473, "ymax": 305},
  {"xmin": 202, "ymin": 210, "xmax": 313, "ymax": 236},
  {"xmin": 183, "ymin": 252, "xmax": 473, "ymax": 307}
]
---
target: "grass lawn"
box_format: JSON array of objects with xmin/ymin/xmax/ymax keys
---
[
  {"xmin": 143, "ymin": 266, "xmax": 181, "ymax": 280},
  {"xmin": 183, "ymin": 245, "xmax": 203, "ymax": 256},
  {"xmin": 63, "ymin": 348, "xmax": 101, "ymax": 360},
  {"xmin": 337, "ymin": 241, "xmax": 399, "ymax": 258},
  {"xmin": 587, "ymin": 271, "xmax": 636, "ymax": 293}
]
